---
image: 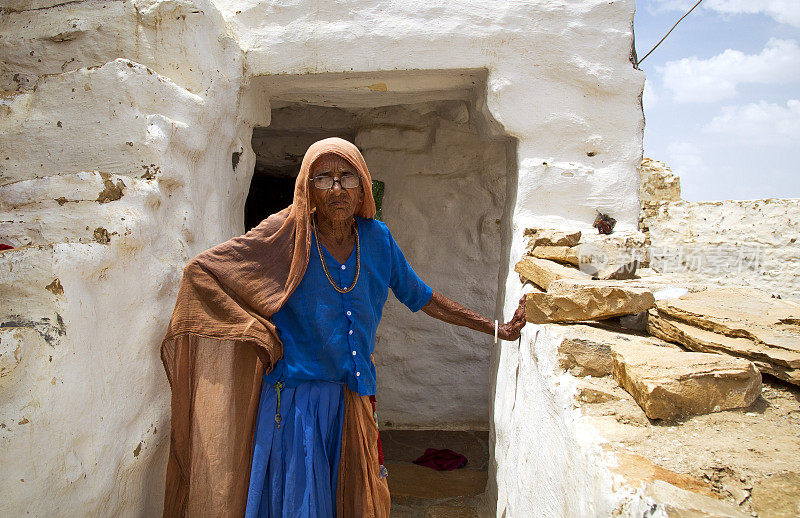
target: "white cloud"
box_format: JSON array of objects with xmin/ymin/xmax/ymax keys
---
[
  {"xmin": 643, "ymin": 80, "xmax": 659, "ymax": 112},
  {"xmin": 659, "ymin": 39, "xmax": 800, "ymax": 103},
  {"xmin": 666, "ymin": 141, "xmax": 711, "ymax": 180},
  {"xmin": 650, "ymin": 0, "xmax": 800, "ymax": 28},
  {"xmin": 703, "ymin": 99, "xmax": 800, "ymax": 145}
]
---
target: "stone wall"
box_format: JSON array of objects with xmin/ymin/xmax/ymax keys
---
[
  {"xmin": 640, "ymin": 157, "xmax": 681, "ymax": 203},
  {"xmin": 492, "ymin": 325, "xmax": 653, "ymax": 515},
  {"xmin": 640, "ymin": 163, "xmax": 800, "ymax": 300}
]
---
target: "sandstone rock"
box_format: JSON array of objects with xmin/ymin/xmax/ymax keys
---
[
  {"xmin": 650, "ymin": 287, "xmax": 800, "ymax": 386},
  {"xmin": 523, "ymin": 228, "xmax": 581, "ymax": 248},
  {"xmin": 577, "ymin": 231, "xmax": 650, "ymax": 269},
  {"xmin": 648, "ymin": 311, "xmax": 800, "ymax": 386},
  {"xmin": 557, "ymin": 323, "xmax": 678, "ymax": 377},
  {"xmin": 610, "ymin": 450, "xmax": 747, "ymax": 517},
  {"xmin": 514, "ymin": 257, "xmax": 592, "ymax": 291},
  {"xmin": 611, "ymin": 452, "xmax": 718, "ymax": 499},
  {"xmin": 594, "ymin": 260, "xmax": 640, "ymax": 280},
  {"xmin": 640, "ymin": 157, "xmax": 681, "ymax": 203},
  {"xmin": 575, "ymin": 378, "xmax": 620, "ymax": 403},
  {"xmin": 750, "ymin": 472, "xmax": 800, "ymax": 518},
  {"xmin": 555, "ymin": 241, "xmax": 643, "ymax": 281},
  {"xmin": 611, "ymin": 342, "xmax": 762, "ymax": 420},
  {"xmin": 525, "ymin": 279, "xmax": 655, "ymax": 324},
  {"xmin": 529, "ymin": 245, "xmax": 580, "ymax": 266},
  {"xmin": 646, "ymin": 480, "xmax": 749, "ymax": 517}
]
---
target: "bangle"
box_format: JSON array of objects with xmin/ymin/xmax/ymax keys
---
[{"xmin": 494, "ymin": 319, "xmax": 499, "ymax": 344}]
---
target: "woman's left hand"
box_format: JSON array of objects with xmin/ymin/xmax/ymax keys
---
[{"xmin": 498, "ymin": 294, "xmax": 528, "ymax": 341}]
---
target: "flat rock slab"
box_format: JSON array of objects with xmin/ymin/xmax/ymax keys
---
[
  {"xmin": 651, "ymin": 287, "xmax": 800, "ymax": 386},
  {"xmin": 514, "ymin": 256, "xmax": 592, "ymax": 291},
  {"xmin": 529, "ymin": 245, "xmax": 580, "ymax": 266},
  {"xmin": 646, "ymin": 480, "xmax": 750, "ymax": 517},
  {"xmin": 528, "ymin": 244, "xmax": 640, "ymax": 280},
  {"xmin": 525, "ymin": 279, "xmax": 655, "ymax": 324},
  {"xmin": 524, "ymin": 228, "xmax": 581, "ymax": 248},
  {"xmin": 556, "ymin": 323, "xmax": 679, "ymax": 377},
  {"xmin": 611, "ymin": 342, "xmax": 762, "ymax": 420},
  {"xmin": 649, "ymin": 310, "xmax": 800, "ymax": 386}
]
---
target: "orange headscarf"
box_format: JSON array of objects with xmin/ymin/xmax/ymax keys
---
[{"xmin": 160, "ymin": 138, "xmax": 386, "ymax": 517}]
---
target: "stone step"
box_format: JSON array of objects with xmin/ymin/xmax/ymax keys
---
[
  {"xmin": 649, "ymin": 287, "xmax": 800, "ymax": 386},
  {"xmin": 611, "ymin": 342, "xmax": 762, "ymax": 420},
  {"xmin": 525, "ymin": 278, "xmax": 655, "ymax": 323}
]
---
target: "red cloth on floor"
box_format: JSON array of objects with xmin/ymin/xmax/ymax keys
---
[
  {"xmin": 0, "ymin": 244, "xmax": 13, "ymax": 251},
  {"xmin": 412, "ymin": 448, "xmax": 468, "ymax": 471}
]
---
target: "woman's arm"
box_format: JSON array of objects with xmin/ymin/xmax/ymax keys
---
[{"xmin": 420, "ymin": 290, "xmax": 527, "ymax": 341}]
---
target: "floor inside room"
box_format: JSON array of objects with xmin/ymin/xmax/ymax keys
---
[{"xmin": 380, "ymin": 429, "xmax": 489, "ymax": 517}]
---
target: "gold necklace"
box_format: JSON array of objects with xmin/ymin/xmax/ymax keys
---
[{"xmin": 312, "ymin": 217, "xmax": 360, "ymax": 294}]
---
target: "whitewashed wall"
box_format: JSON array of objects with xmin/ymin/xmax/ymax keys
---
[
  {"xmin": 0, "ymin": 0, "xmax": 645, "ymax": 514},
  {"xmin": 642, "ymin": 199, "xmax": 800, "ymax": 300},
  {"xmin": 0, "ymin": 1, "xmax": 266, "ymax": 515},
  {"xmin": 357, "ymin": 104, "xmax": 510, "ymax": 430}
]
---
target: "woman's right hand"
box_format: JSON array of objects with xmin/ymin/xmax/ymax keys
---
[{"xmin": 498, "ymin": 294, "xmax": 527, "ymax": 341}]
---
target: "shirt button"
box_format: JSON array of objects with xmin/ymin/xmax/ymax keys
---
[
  {"xmin": 346, "ymin": 310, "xmax": 352, "ymax": 316},
  {"xmin": 355, "ymin": 371, "xmax": 361, "ymax": 377},
  {"xmin": 341, "ymin": 264, "xmax": 346, "ymax": 270},
  {"xmin": 352, "ymin": 350, "xmax": 357, "ymax": 356},
  {"xmin": 348, "ymin": 329, "xmax": 353, "ymax": 335}
]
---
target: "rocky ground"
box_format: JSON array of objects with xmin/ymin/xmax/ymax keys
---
[
  {"xmin": 552, "ymin": 316, "xmax": 800, "ymax": 517},
  {"xmin": 569, "ymin": 350, "xmax": 800, "ymax": 516},
  {"xmin": 519, "ymin": 228, "xmax": 800, "ymax": 516}
]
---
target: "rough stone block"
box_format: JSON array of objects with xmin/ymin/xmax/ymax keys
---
[
  {"xmin": 649, "ymin": 287, "xmax": 800, "ymax": 386},
  {"xmin": 524, "ymin": 228, "xmax": 581, "ymax": 248},
  {"xmin": 611, "ymin": 342, "xmax": 762, "ymax": 420},
  {"xmin": 557, "ymin": 323, "xmax": 678, "ymax": 377},
  {"xmin": 525, "ymin": 279, "xmax": 655, "ymax": 323},
  {"xmin": 529, "ymin": 245, "xmax": 580, "ymax": 266},
  {"xmin": 514, "ymin": 257, "xmax": 592, "ymax": 291}
]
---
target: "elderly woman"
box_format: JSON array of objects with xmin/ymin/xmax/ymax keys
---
[{"xmin": 160, "ymin": 138, "xmax": 526, "ymax": 518}]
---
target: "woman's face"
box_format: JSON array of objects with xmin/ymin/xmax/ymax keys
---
[{"xmin": 309, "ymin": 153, "xmax": 363, "ymax": 224}]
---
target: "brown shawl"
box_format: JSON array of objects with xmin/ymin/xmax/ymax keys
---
[{"xmin": 160, "ymin": 137, "xmax": 388, "ymax": 516}]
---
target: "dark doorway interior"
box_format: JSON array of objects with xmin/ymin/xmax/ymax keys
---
[{"xmin": 244, "ymin": 174, "xmax": 295, "ymax": 231}]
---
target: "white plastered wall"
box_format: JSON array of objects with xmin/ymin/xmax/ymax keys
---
[{"xmin": 1, "ymin": 0, "xmax": 646, "ymax": 514}]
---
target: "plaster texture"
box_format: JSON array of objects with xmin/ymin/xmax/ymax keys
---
[
  {"xmin": 642, "ymin": 198, "xmax": 800, "ymax": 300},
  {"xmin": 0, "ymin": 0, "xmax": 646, "ymax": 514},
  {"xmin": 492, "ymin": 324, "xmax": 655, "ymax": 516},
  {"xmin": 1, "ymin": 1, "xmax": 263, "ymax": 515}
]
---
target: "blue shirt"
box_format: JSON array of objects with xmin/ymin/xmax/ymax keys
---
[{"xmin": 264, "ymin": 217, "xmax": 433, "ymax": 395}]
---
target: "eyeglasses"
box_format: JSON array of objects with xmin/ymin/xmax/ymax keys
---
[{"xmin": 310, "ymin": 173, "xmax": 361, "ymax": 190}]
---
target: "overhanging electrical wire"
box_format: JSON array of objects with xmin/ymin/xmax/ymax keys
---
[{"xmin": 637, "ymin": 0, "xmax": 705, "ymax": 66}]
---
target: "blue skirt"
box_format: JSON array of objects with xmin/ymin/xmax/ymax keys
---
[{"xmin": 245, "ymin": 378, "xmax": 346, "ymax": 518}]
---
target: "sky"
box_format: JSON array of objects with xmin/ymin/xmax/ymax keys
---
[{"xmin": 634, "ymin": 0, "xmax": 800, "ymax": 201}]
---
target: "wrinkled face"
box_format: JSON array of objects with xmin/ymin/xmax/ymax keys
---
[{"xmin": 309, "ymin": 153, "xmax": 364, "ymax": 224}]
